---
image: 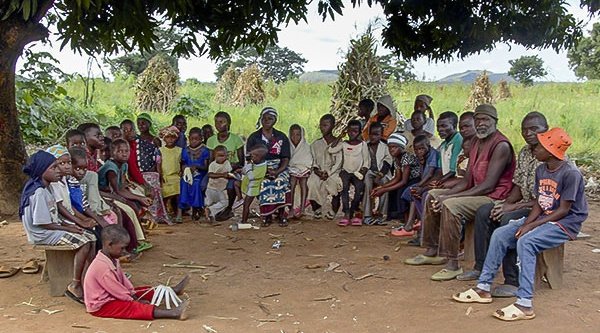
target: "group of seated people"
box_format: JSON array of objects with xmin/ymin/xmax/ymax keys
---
[{"xmin": 18, "ymin": 93, "xmax": 587, "ymax": 322}]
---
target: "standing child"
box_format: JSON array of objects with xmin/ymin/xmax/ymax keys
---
[
  {"xmin": 239, "ymin": 145, "xmax": 268, "ymax": 225},
  {"xmin": 179, "ymin": 127, "xmax": 210, "ymax": 221},
  {"xmin": 288, "ymin": 124, "xmax": 313, "ymax": 219},
  {"xmin": 206, "ymin": 146, "xmax": 236, "ymax": 223},
  {"xmin": 329, "ymin": 120, "xmax": 370, "ymax": 226},
  {"xmin": 172, "ymin": 115, "xmax": 188, "ymax": 149},
  {"xmin": 307, "ymin": 114, "xmax": 342, "ymax": 220},
  {"xmin": 105, "ymin": 126, "xmax": 123, "ymax": 141},
  {"xmin": 452, "ymin": 128, "xmax": 587, "ymax": 321},
  {"xmin": 202, "ymin": 124, "xmax": 214, "ymax": 142},
  {"xmin": 20, "ymin": 151, "xmax": 96, "ymax": 304},
  {"xmin": 362, "ymin": 122, "xmax": 393, "ymax": 225},
  {"xmin": 84, "ymin": 225, "xmax": 190, "ymax": 320},
  {"xmin": 159, "ymin": 126, "xmax": 183, "ymax": 223}
]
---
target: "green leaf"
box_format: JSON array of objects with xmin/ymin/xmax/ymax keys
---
[{"xmin": 22, "ymin": 0, "xmax": 31, "ymax": 20}]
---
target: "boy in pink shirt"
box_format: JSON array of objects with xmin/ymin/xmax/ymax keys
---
[{"xmin": 84, "ymin": 225, "xmax": 190, "ymax": 320}]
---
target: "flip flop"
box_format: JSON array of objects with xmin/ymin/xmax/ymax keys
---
[
  {"xmin": 363, "ymin": 217, "xmax": 377, "ymax": 225},
  {"xmin": 493, "ymin": 304, "xmax": 536, "ymax": 321},
  {"xmin": 452, "ymin": 288, "xmax": 493, "ymax": 304},
  {"xmin": 391, "ymin": 228, "xmax": 415, "ymax": 237},
  {"xmin": 337, "ymin": 218, "xmax": 350, "ymax": 226},
  {"xmin": 350, "ymin": 217, "xmax": 362, "ymax": 226},
  {"xmin": 373, "ymin": 217, "xmax": 388, "ymax": 226},
  {"xmin": 0, "ymin": 266, "xmax": 19, "ymax": 278},
  {"xmin": 64, "ymin": 289, "xmax": 84, "ymax": 305},
  {"xmin": 135, "ymin": 241, "xmax": 153, "ymax": 253},
  {"xmin": 22, "ymin": 259, "xmax": 40, "ymax": 274}
]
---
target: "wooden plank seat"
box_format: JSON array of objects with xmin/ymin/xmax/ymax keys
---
[
  {"xmin": 535, "ymin": 244, "xmax": 564, "ymax": 290},
  {"xmin": 33, "ymin": 245, "xmax": 78, "ymax": 297}
]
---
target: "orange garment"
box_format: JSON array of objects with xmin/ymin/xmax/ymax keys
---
[{"xmin": 362, "ymin": 114, "xmax": 397, "ymax": 141}]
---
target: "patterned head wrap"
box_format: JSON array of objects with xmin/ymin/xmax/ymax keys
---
[
  {"xmin": 159, "ymin": 126, "xmax": 180, "ymax": 139},
  {"xmin": 387, "ymin": 133, "xmax": 408, "ymax": 148},
  {"xmin": 45, "ymin": 144, "xmax": 69, "ymax": 158},
  {"xmin": 256, "ymin": 107, "xmax": 278, "ymax": 129}
]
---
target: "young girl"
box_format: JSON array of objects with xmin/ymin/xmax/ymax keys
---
[
  {"xmin": 329, "ymin": 120, "xmax": 370, "ymax": 226},
  {"xmin": 288, "ymin": 124, "xmax": 313, "ymax": 219},
  {"xmin": 159, "ymin": 126, "xmax": 183, "ymax": 223},
  {"xmin": 121, "ymin": 119, "xmax": 169, "ymax": 224},
  {"xmin": 179, "ymin": 127, "xmax": 210, "ymax": 221},
  {"xmin": 19, "ymin": 150, "xmax": 95, "ymax": 304},
  {"xmin": 84, "ymin": 225, "xmax": 190, "ymax": 321},
  {"xmin": 206, "ymin": 111, "xmax": 245, "ymax": 216},
  {"xmin": 371, "ymin": 133, "xmax": 421, "ymax": 223}
]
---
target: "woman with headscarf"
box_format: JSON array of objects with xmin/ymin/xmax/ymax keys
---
[
  {"xmin": 19, "ymin": 151, "xmax": 95, "ymax": 303},
  {"xmin": 245, "ymin": 107, "xmax": 292, "ymax": 227},
  {"xmin": 137, "ymin": 113, "xmax": 162, "ymax": 147},
  {"xmin": 362, "ymin": 95, "xmax": 398, "ymax": 141}
]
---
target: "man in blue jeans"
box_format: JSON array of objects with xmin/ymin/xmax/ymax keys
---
[
  {"xmin": 456, "ymin": 112, "xmax": 549, "ymax": 297},
  {"xmin": 452, "ymin": 127, "xmax": 587, "ymax": 321}
]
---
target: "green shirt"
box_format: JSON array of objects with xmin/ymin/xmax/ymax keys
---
[
  {"xmin": 206, "ymin": 133, "xmax": 245, "ymax": 164},
  {"xmin": 437, "ymin": 132, "xmax": 463, "ymax": 175}
]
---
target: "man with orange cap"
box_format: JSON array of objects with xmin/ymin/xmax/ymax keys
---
[{"xmin": 452, "ymin": 127, "xmax": 588, "ymax": 321}]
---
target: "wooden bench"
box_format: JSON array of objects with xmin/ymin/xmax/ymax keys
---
[
  {"xmin": 34, "ymin": 245, "xmax": 77, "ymax": 297},
  {"xmin": 535, "ymin": 244, "xmax": 564, "ymax": 289}
]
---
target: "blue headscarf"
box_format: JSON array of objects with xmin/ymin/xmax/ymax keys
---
[{"xmin": 19, "ymin": 151, "xmax": 56, "ymax": 217}]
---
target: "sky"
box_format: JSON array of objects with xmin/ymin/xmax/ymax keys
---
[{"xmin": 20, "ymin": 1, "xmax": 597, "ymax": 82}]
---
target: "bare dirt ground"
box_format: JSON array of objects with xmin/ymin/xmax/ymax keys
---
[{"xmin": 1, "ymin": 204, "xmax": 599, "ymax": 333}]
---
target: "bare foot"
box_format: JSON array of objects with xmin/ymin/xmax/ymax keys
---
[
  {"xmin": 513, "ymin": 303, "xmax": 534, "ymax": 316},
  {"xmin": 474, "ymin": 288, "xmax": 492, "ymax": 298},
  {"xmin": 176, "ymin": 299, "xmax": 190, "ymax": 320},
  {"xmin": 173, "ymin": 274, "xmax": 190, "ymax": 295}
]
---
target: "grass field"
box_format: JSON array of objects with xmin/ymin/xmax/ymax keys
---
[{"xmin": 63, "ymin": 77, "xmax": 600, "ymax": 162}]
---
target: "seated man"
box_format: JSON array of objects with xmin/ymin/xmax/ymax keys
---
[
  {"xmin": 405, "ymin": 104, "xmax": 515, "ymax": 281},
  {"xmin": 457, "ymin": 112, "xmax": 549, "ymax": 298},
  {"xmin": 452, "ymin": 127, "xmax": 587, "ymax": 321}
]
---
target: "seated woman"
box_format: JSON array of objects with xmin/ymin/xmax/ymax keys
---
[
  {"xmin": 19, "ymin": 151, "xmax": 96, "ymax": 304},
  {"xmin": 245, "ymin": 107, "xmax": 292, "ymax": 227}
]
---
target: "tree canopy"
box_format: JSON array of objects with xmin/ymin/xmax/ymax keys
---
[
  {"xmin": 568, "ymin": 22, "xmax": 600, "ymax": 80},
  {"xmin": 215, "ymin": 45, "xmax": 307, "ymax": 83},
  {"xmin": 508, "ymin": 55, "xmax": 548, "ymax": 86}
]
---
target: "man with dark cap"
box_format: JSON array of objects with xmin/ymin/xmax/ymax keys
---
[{"xmin": 405, "ymin": 104, "xmax": 516, "ymax": 282}]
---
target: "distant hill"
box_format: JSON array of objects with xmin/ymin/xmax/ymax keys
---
[
  {"xmin": 437, "ymin": 70, "xmax": 515, "ymax": 84},
  {"xmin": 299, "ymin": 70, "xmax": 339, "ymax": 83}
]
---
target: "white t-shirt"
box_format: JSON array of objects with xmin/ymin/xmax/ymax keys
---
[
  {"xmin": 208, "ymin": 160, "xmax": 232, "ymax": 191},
  {"xmin": 49, "ymin": 178, "xmax": 74, "ymax": 214}
]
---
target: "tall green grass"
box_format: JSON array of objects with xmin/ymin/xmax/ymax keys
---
[{"xmin": 63, "ymin": 78, "xmax": 600, "ymax": 160}]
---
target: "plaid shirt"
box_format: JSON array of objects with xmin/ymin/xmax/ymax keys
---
[{"xmin": 512, "ymin": 145, "xmax": 541, "ymax": 202}]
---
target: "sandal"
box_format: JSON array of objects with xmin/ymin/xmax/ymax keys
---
[
  {"xmin": 404, "ymin": 254, "xmax": 447, "ymax": 266},
  {"xmin": 493, "ymin": 304, "xmax": 536, "ymax": 321},
  {"xmin": 350, "ymin": 217, "xmax": 362, "ymax": 226},
  {"xmin": 325, "ymin": 211, "xmax": 336, "ymax": 220},
  {"xmin": 22, "ymin": 259, "xmax": 40, "ymax": 274},
  {"xmin": 363, "ymin": 217, "xmax": 377, "ymax": 225},
  {"xmin": 391, "ymin": 228, "xmax": 415, "ymax": 237},
  {"xmin": 134, "ymin": 241, "xmax": 153, "ymax": 253},
  {"xmin": 278, "ymin": 217, "xmax": 289, "ymax": 227},
  {"xmin": 261, "ymin": 216, "xmax": 272, "ymax": 227},
  {"xmin": 337, "ymin": 218, "xmax": 350, "ymax": 226},
  {"xmin": 64, "ymin": 289, "xmax": 84, "ymax": 305},
  {"xmin": 491, "ymin": 284, "xmax": 518, "ymax": 298},
  {"xmin": 452, "ymin": 288, "xmax": 493, "ymax": 304},
  {"xmin": 0, "ymin": 265, "xmax": 19, "ymax": 278},
  {"xmin": 373, "ymin": 217, "xmax": 388, "ymax": 226}
]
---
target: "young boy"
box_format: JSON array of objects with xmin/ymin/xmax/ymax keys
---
[
  {"xmin": 452, "ymin": 128, "xmax": 587, "ymax": 321},
  {"xmin": 362, "ymin": 122, "xmax": 393, "ymax": 225},
  {"xmin": 239, "ymin": 144, "xmax": 268, "ymax": 225},
  {"xmin": 77, "ymin": 123, "xmax": 105, "ymax": 173},
  {"xmin": 307, "ymin": 114, "xmax": 342, "ymax": 220},
  {"xmin": 329, "ymin": 120, "xmax": 370, "ymax": 226},
  {"xmin": 206, "ymin": 146, "xmax": 237, "ymax": 223},
  {"xmin": 357, "ymin": 98, "xmax": 375, "ymax": 130},
  {"xmin": 105, "ymin": 126, "xmax": 123, "ymax": 141},
  {"xmin": 84, "ymin": 224, "xmax": 190, "ymax": 320}
]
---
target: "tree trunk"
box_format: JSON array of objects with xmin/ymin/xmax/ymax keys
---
[{"xmin": 0, "ymin": 16, "xmax": 49, "ymax": 217}]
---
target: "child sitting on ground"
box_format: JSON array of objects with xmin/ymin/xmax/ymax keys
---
[
  {"xmin": 362, "ymin": 122, "xmax": 393, "ymax": 225},
  {"xmin": 158, "ymin": 126, "xmax": 183, "ymax": 223},
  {"xmin": 329, "ymin": 120, "xmax": 370, "ymax": 226},
  {"xmin": 84, "ymin": 224, "xmax": 190, "ymax": 320},
  {"xmin": 20, "ymin": 150, "xmax": 96, "ymax": 304},
  {"xmin": 206, "ymin": 146, "xmax": 237, "ymax": 223},
  {"xmin": 288, "ymin": 124, "xmax": 313, "ymax": 219},
  {"xmin": 239, "ymin": 144, "xmax": 268, "ymax": 225},
  {"xmin": 452, "ymin": 127, "xmax": 587, "ymax": 321}
]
